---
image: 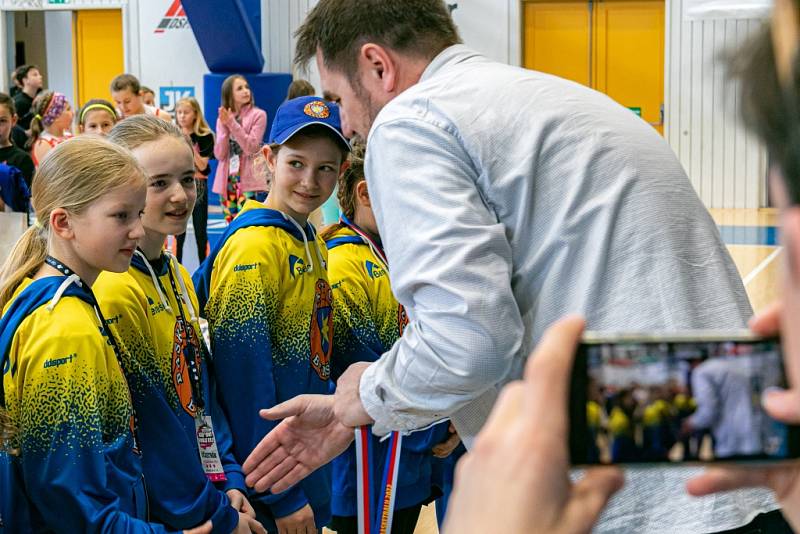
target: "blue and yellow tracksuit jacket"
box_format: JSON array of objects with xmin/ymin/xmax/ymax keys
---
[
  {"xmin": 0, "ymin": 276, "xmax": 170, "ymax": 533},
  {"xmin": 94, "ymin": 251, "xmax": 243, "ymax": 533},
  {"xmin": 325, "ymin": 225, "xmax": 440, "ymax": 517},
  {"xmin": 193, "ymin": 200, "xmax": 333, "ymax": 530}
]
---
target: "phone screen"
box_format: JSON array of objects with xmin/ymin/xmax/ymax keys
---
[{"xmin": 569, "ymin": 334, "xmax": 800, "ymax": 465}]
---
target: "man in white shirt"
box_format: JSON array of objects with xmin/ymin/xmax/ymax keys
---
[{"xmin": 242, "ymin": 1, "xmax": 781, "ymax": 531}]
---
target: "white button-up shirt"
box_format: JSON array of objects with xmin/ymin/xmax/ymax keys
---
[{"xmin": 360, "ymin": 44, "xmax": 775, "ymax": 532}]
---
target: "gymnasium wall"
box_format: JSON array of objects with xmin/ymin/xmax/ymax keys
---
[{"xmin": 261, "ymin": 0, "xmax": 769, "ymax": 209}]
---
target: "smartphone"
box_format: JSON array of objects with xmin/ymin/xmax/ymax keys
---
[{"xmin": 569, "ymin": 331, "xmax": 800, "ymax": 465}]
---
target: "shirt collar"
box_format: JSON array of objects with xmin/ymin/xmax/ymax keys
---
[{"xmin": 419, "ymin": 44, "xmax": 484, "ymax": 83}]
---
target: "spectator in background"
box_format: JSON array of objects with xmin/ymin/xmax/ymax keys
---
[
  {"xmin": 141, "ymin": 86, "xmax": 156, "ymax": 107},
  {"xmin": 174, "ymin": 96, "xmax": 214, "ymax": 262},
  {"xmin": 213, "ymin": 74, "xmax": 268, "ymax": 223},
  {"xmin": 9, "ymin": 67, "xmax": 22, "ymax": 98},
  {"xmin": 286, "ymin": 79, "xmax": 315, "ymax": 100},
  {"xmin": 26, "ymin": 91, "xmax": 73, "ymax": 167},
  {"xmin": 110, "ymin": 74, "xmax": 171, "ymax": 121},
  {"xmin": 0, "ymin": 93, "xmax": 34, "ymax": 187},
  {"xmin": 13, "ymin": 65, "xmax": 42, "ymax": 131}
]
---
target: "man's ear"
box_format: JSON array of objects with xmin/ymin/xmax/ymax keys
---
[
  {"xmin": 360, "ymin": 43, "xmax": 397, "ymax": 93},
  {"xmin": 49, "ymin": 208, "xmax": 74, "ymax": 240},
  {"xmin": 355, "ymin": 180, "xmax": 371, "ymax": 208}
]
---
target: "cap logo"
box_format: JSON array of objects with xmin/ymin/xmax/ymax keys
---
[{"xmin": 303, "ymin": 100, "xmax": 330, "ymax": 119}]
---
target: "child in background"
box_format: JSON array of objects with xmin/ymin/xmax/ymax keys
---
[
  {"xmin": 0, "ymin": 136, "xmax": 210, "ymax": 533},
  {"xmin": 12, "ymin": 65, "xmax": 42, "ymax": 131},
  {"xmin": 111, "ymin": 74, "xmax": 172, "ymax": 121},
  {"xmin": 94, "ymin": 115, "xmax": 264, "ymax": 534},
  {"xmin": 194, "ymin": 96, "xmax": 350, "ymax": 533},
  {"xmin": 25, "ymin": 91, "xmax": 73, "ymax": 167},
  {"xmin": 320, "ymin": 142, "xmax": 453, "ymax": 534},
  {"xmin": 175, "ymin": 97, "xmax": 214, "ymax": 263},
  {"xmin": 141, "ymin": 86, "xmax": 157, "ymax": 107},
  {"xmin": 0, "ymin": 93, "xmax": 34, "ymax": 186},
  {"xmin": 77, "ymin": 98, "xmax": 118, "ymax": 136},
  {"xmin": 286, "ymin": 79, "xmax": 315, "ymax": 100},
  {"xmin": 212, "ymin": 74, "xmax": 268, "ymax": 223}
]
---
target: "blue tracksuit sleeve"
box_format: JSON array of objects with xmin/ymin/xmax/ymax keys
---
[
  {"xmin": 209, "ymin": 258, "xmax": 309, "ymax": 518},
  {"xmin": 209, "ymin": 378, "xmax": 247, "ymax": 494}
]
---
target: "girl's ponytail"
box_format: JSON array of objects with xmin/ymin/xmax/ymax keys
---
[{"xmin": 24, "ymin": 91, "xmax": 53, "ymax": 151}]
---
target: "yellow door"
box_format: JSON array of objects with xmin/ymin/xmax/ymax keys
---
[
  {"xmin": 524, "ymin": 1, "xmax": 591, "ymax": 86},
  {"xmin": 74, "ymin": 9, "xmax": 124, "ymax": 108},
  {"xmin": 523, "ymin": 0, "xmax": 665, "ymax": 135},
  {"xmin": 594, "ymin": 1, "xmax": 664, "ymax": 134}
]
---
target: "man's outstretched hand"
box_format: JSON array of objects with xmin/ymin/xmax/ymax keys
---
[{"xmin": 243, "ymin": 394, "xmax": 355, "ymax": 493}]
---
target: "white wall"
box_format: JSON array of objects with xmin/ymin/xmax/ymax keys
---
[
  {"xmin": 125, "ymin": 0, "xmax": 207, "ymax": 114},
  {"xmin": 44, "ymin": 10, "xmax": 73, "ymax": 105},
  {"xmin": 665, "ymin": 0, "xmax": 766, "ymax": 208}
]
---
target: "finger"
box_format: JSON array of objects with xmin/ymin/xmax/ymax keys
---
[
  {"xmin": 749, "ymin": 300, "xmax": 782, "ymax": 335},
  {"xmin": 685, "ymin": 466, "xmax": 770, "ymax": 496},
  {"xmin": 247, "ymin": 517, "xmax": 267, "ymax": 534},
  {"xmin": 525, "ymin": 316, "xmax": 586, "ymax": 435},
  {"xmin": 242, "ymin": 498, "xmax": 256, "ymax": 519},
  {"xmin": 260, "ymin": 396, "xmax": 311, "ymax": 421},
  {"xmin": 252, "ymin": 456, "xmax": 299, "ymax": 493},
  {"xmin": 563, "ymin": 468, "xmax": 625, "ymax": 533},
  {"xmin": 763, "ymin": 388, "xmax": 800, "ymax": 423},
  {"xmin": 272, "ymin": 462, "xmax": 314, "ymax": 494},
  {"xmin": 247, "ymin": 444, "xmax": 289, "ymax": 484}
]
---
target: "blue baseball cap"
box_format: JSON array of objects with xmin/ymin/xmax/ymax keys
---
[{"xmin": 268, "ymin": 96, "xmax": 350, "ymax": 150}]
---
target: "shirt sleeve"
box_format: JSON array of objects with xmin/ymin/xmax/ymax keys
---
[
  {"xmin": 12, "ymin": 329, "xmax": 172, "ymax": 533},
  {"xmin": 207, "ymin": 240, "xmax": 309, "ymax": 518},
  {"xmin": 359, "ymin": 117, "xmax": 524, "ymax": 436},
  {"xmin": 214, "ymin": 118, "xmax": 230, "ymax": 161},
  {"xmin": 226, "ymin": 109, "xmax": 267, "ymax": 156}
]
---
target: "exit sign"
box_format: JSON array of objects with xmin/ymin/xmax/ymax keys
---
[{"xmin": 48, "ymin": 0, "xmax": 68, "ymax": 4}]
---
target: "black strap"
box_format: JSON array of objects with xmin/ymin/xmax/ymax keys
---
[
  {"xmin": 163, "ymin": 257, "xmax": 206, "ymax": 413},
  {"xmin": 44, "ymin": 256, "xmax": 141, "ymax": 452}
]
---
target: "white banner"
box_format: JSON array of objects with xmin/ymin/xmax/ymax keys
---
[
  {"xmin": 684, "ymin": 0, "xmax": 772, "ymax": 20},
  {"xmin": 136, "ymin": 0, "xmax": 208, "ymax": 114}
]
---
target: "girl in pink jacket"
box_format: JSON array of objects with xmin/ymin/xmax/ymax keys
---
[{"xmin": 213, "ymin": 74, "xmax": 268, "ymax": 223}]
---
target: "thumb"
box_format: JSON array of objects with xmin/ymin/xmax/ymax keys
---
[
  {"xmin": 259, "ymin": 396, "xmax": 308, "ymax": 420},
  {"xmin": 563, "ymin": 468, "xmax": 624, "ymax": 533},
  {"xmin": 763, "ymin": 388, "xmax": 800, "ymax": 423}
]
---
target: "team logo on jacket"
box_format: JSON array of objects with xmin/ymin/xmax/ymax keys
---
[
  {"xmin": 303, "ymin": 100, "xmax": 330, "ymax": 119},
  {"xmin": 172, "ymin": 317, "xmax": 201, "ymax": 416},
  {"xmin": 289, "ymin": 255, "xmax": 312, "ymax": 278},
  {"xmin": 310, "ymin": 279, "xmax": 333, "ymax": 380},
  {"xmin": 398, "ymin": 304, "xmax": 409, "ymax": 337},
  {"xmin": 365, "ymin": 260, "xmax": 386, "ymax": 280}
]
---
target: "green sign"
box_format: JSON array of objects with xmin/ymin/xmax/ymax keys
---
[
  {"xmin": 629, "ymin": 107, "xmax": 642, "ymax": 117},
  {"xmin": 48, "ymin": 0, "xmax": 68, "ymax": 4}
]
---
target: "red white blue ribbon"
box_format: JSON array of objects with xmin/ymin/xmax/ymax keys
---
[
  {"xmin": 340, "ymin": 215, "xmax": 388, "ymax": 270},
  {"xmin": 355, "ymin": 426, "xmax": 403, "ymax": 534}
]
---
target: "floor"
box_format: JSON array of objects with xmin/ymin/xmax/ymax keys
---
[{"xmin": 182, "ymin": 207, "xmax": 782, "ymax": 534}]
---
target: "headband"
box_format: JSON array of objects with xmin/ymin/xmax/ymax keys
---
[
  {"xmin": 40, "ymin": 93, "xmax": 67, "ymax": 127},
  {"xmin": 79, "ymin": 103, "xmax": 117, "ymax": 124}
]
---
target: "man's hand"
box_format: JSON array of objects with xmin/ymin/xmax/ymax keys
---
[
  {"xmin": 442, "ymin": 316, "xmax": 624, "ymax": 534},
  {"xmin": 275, "ymin": 504, "xmax": 317, "ymax": 534},
  {"xmin": 226, "ymin": 489, "xmax": 255, "ymax": 518},
  {"xmin": 243, "ymin": 395, "xmax": 354, "ymax": 493},
  {"xmin": 333, "ymin": 362, "xmax": 375, "ymax": 427},
  {"xmin": 687, "ymin": 301, "xmax": 800, "ymax": 532}
]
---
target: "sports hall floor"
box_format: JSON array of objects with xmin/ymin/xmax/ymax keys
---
[{"xmin": 184, "ymin": 207, "xmax": 781, "ymax": 534}]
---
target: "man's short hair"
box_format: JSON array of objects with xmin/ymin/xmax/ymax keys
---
[
  {"xmin": 294, "ymin": 0, "xmax": 461, "ymax": 79},
  {"xmin": 729, "ymin": 25, "xmax": 800, "ymax": 204},
  {"xmin": 110, "ymin": 73, "xmax": 141, "ymax": 95},
  {"xmin": 14, "ymin": 65, "xmax": 38, "ymax": 84}
]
